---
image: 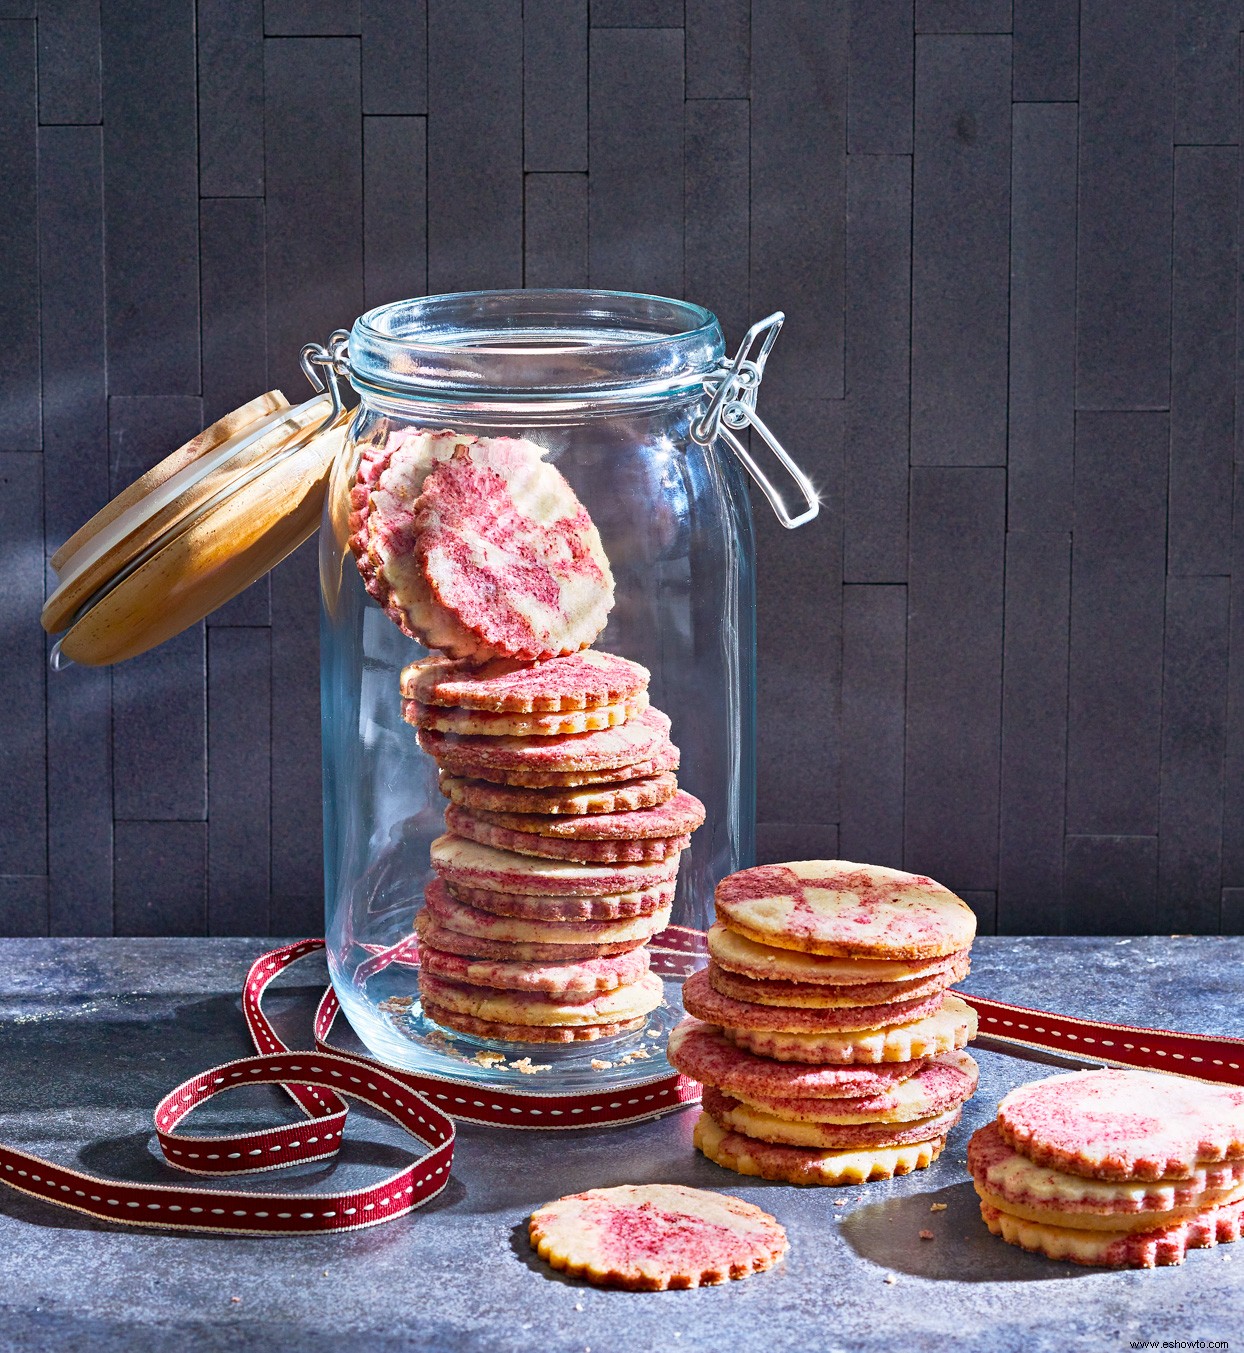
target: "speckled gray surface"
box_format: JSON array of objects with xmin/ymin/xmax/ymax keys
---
[{"xmin": 1, "ymin": 936, "xmax": 1242, "ymax": 1353}]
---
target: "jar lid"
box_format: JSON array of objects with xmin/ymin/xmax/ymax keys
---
[{"xmin": 41, "ymin": 392, "xmax": 351, "ymax": 666}]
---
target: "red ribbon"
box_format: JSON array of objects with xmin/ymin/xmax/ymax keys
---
[{"xmin": 3, "ymin": 931, "xmax": 1242, "ymax": 1235}]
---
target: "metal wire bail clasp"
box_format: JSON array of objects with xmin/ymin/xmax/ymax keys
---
[
  {"xmin": 690, "ymin": 312, "xmax": 820, "ymax": 530},
  {"xmin": 300, "ymin": 329, "xmax": 352, "ymax": 427}
]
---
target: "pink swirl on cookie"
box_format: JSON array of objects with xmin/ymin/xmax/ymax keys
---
[
  {"xmin": 415, "ymin": 911, "xmax": 644, "ymax": 962},
  {"xmin": 463, "ymin": 789, "xmax": 706, "ymax": 842},
  {"xmin": 401, "ymin": 649, "xmax": 649, "ymax": 713},
  {"xmin": 430, "ymin": 833, "xmax": 680, "ymax": 897},
  {"xmin": 445, "ymin": 803, "xmax": 690, "ymax": 863},
  {"xmin": 417, "ymin": 942, "xmax": 650, "ymax": 997},
  {"xmin": 997, "ymin": 1071, "xmax": 1244, "ymax": 1181},
  {"xmin": 702, "ymin": 1086, "xmax": 963, "ymax": 1150},
  {"xmin": 445, "ymin": 877, "xmax": 674, "ymax": 921},
  {"xmin": 414, "ymin": 441, "xmax": 614, "ymax": 660}
]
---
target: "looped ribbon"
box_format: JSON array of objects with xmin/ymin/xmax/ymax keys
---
[{"xmin": 2, "ymin": 930, "xmax": 1242, "ymax": 1235}]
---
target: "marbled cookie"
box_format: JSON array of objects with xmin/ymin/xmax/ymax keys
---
[
  {"xmin": 423, "ymin": 877, "xmax": 672, "ymax": 945},
  {"xmin": 667, "ymin": 1020, "xmax": 930, "ymax": 1100},
  {"xmin": 422, "ymin": 999, "xmax": 644, "ymax": 1043},
  {"xmin": 694, "ymin": 1112, "xmax": 945, "ymax": 1187},
  {"xmin": 715, "ymin": 861, "xmax": 976, "ymax": 960},
  {"xmin": 415, "ymin": 911, "xmax": 644, "ymax": 963},
  {"xmin": 446, "ymin": 877, "xmax": 674, "ymax": 922},
  {"xmin": 445, "ymin": 803, "xmax": 690, "ymax": 864},
  {"xmin": 706, "ymin": 953, "xmax": 970, "ymax": 1009},
  {"xmin": 529, "ymin": 1184, "xmax": 787, "ymax": 1290},
  {"xmin": 446, "ymin": 745, "xmax": 680, "ymax": 790},
  {"xmin": 401, "ymin": 649, "xmax": 649, "ymax": 713},
  {"xmin": 405, "ymin": 695, "xmax": 646, "ymax": 738},
  {"xmin": 708, "ymin": 922, "xmax": 969, "ymax": 986},
  {"xmin": 439, "ymin": 771, "xmax": 679, "ymax": 817},
  {"xmin": 997, "ymin": 1070, "xmax": 1244, "ymax": 1182},
  {"xmin": 701, "ymin": 1087, "xmax": 961, "ymax": 1150},
  {"xmin": 462, "ymin": 788, "xmax": 705, "ymax": 841},
  {"xmin": 683, "ymin": 967, "xmax": 944, "ymax": 1034},
  {"xmin": 418, "ymin": 707, "xmax": 674, "ymax": 779},
  {"xmin": 724, "ymin": 994, "xmax": 978, "ymax": 1065},
  {"xmin": 418, "ymin": 970, "xmax": 664, "ymax": 1027},
  {"xmin": 417, "ymin": 943, "xmax": 650, "ymax": 997},
  {"xmin": 431, "ymin": 834, "xmax": 680, "ymax": 897},
  {"xmin": 413, "ymin": 438, "xmax": 614, "ymax": 660}
]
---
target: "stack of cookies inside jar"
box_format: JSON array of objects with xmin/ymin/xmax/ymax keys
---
[{"xmin": 348, "ymin": 427, "xmax": 703, "ymax": 1046}]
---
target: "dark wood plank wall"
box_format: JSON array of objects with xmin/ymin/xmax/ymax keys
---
[{"xmin": 1, "ymin": 0, "xmax": 1240, "ymax": 938}]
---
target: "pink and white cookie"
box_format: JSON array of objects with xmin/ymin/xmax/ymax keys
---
[
  {"xmin": 423, "ymin": 999, "xmax": 643, "ymax": 1043},
  {"xmin": 529, "ymin": 1184, "xmax": 787, "ymax": 1290},
  {"xmin": 401, "ymin": 649, "xmax": 649, "ymax": 713},
  {"xmin": 462, "ymin": 788, "xmax": 706, "ymax": 841},
  {"xmin": 714, "ymin": 861, "xmax": 976, "ymax": 960},
  {"xmin": 707, "ymin": 922, "xmax": 969, "ymax": 986},
  {"xmin": 444, "ymin": 803, "xmax": 690, "ymax": 864},
  {"xmin": 430, "ymin": 834, "xmax": 680, "ymax": 897},
  {"xmin": 413, "ymin": 439, "xmax": 614, "ymax": 660},
  {"xmin": 405, "ymin": 696, "xmax": 646, "ymax": 738},
  {"xmin": 418, "ymin": 707, "xmax": 675, "ymax": 780},
  {"xmin": 349, "ymin": 428, "xmax": 494, "ymax": 658},
  {"xmin": 706, "ymin": 953, "xmax": 970, "ymax": 1008},
  {"xmin": 417, "ymin": 943, "xmax": 650, "ymax": 997},
  {"xmin": 439, "ymin": 771, "xmax": 679, "ymax": 818},
  {"xmin": 436, "ymin": 744, "xmax": 680, "ymax": 790},
  {"xmin": 978, "ymin": 1197, "xmax": 1244, "ymax": 1269},
  {"xmin": 445, "ymin": 877, "xmax": 674, "ymax": 922},
  {"xmin": 667, "ymin": 1019, "xmax": 931, "ymax": 1100},
  {"xmin": 969, "ymin": 1121, "xmax": 1244, "ymax": 1230},
  {"xmin": 701, "ymin": 1087, "xmax": 962, "ymax": 1151},
  {"xmin": 682, "ymin": 967, "xmax": 944, "ymax": 1034},
  {"xmin": 422, "ymin": 877, "xmax": 672, "ymax": 945},
  {"xmin": 997, "ymin": 1070, "xmax": 1244, "ymax": 1182},
  {"xmin": 415, "ymin": 911, "xmax": 644, "ymax": 963},
  {"xmin": 418, "ymin": 970, "xmax": 664, "ymax": 1027}
]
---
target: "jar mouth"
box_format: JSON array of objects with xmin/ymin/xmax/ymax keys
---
[{"xmin": 347, "ymin": 289, "xmax": 726, "ymax": 403}]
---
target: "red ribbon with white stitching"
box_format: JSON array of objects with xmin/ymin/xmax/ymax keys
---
[{"xmin": 3, "ymin": 931, "xmax": 1243, "ymax": 1235}]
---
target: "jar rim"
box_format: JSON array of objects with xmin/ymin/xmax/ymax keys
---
[{"xmin": 347, "ymin": 288, "xmax": 726, "ymax": 404}]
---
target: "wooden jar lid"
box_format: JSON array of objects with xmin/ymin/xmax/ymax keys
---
[{"xmin": 41, "ymin": 392, "xmax": 351, "ymax": 666}]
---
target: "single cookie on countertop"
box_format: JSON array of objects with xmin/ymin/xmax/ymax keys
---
[
  {"xmin": 723, "ymin": 993, "xmax": 979, "ymax": 1065},
  {"xmin": 682, "ymin": 967, "xmax": 946, "ymax": 1034},
  {"xmin": 444, "ymin": 803, "xmax": 690, "ymax": 864},
  {"xmin": 693, "ymin": 1112, "xmax": 946, "ymax": 1187},
  {"xmin": 401, "ymin": 649, "xmax": 650, "ymax": 713},
  {"xmin": 430, "ymin": 833, "xmax": 681, "ymax": 897},
  {"xmin": 528, "ymin": 1184, "xmax": 787, "ymax": 1290},
  {"xmin": 714, "ymin": 861, "xmax": 976, "ymax": 960},
  {"xmin": 438, "ymin": 770, "xmax": 679, "ymax": 818},
  {"xmin": 413, "ymin": 439, "xmax": 614, "ymax": 660},
  {"xmin": 996, "ymin": 1070, "xmax": 1244, "ymax": 1182}
]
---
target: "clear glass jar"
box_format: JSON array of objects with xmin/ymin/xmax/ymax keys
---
[{"xmin": 318, "ymin": 289, "xmax": 815, "ymax": 1092}]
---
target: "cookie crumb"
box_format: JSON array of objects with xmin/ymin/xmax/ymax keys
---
[
  {"xmin": 322, "ymin": 1270, "xmax": 329, "ymax": 1278},
  {"xmin": 574, "ymin": 1302, "xmax": 583, "ymax": 1311},
  {"xmin": 590, "ymin": 1059, "xmax": 613, "ymax": 1070},
  {"xmin": 509, "ymin": 1056, "xmax": 552, "ymax": 1074},
  {"xmin": 882, "ymin": 1274, "xmax": 897, "ymax": 1285},
  {"xmin": 929, "ymin": 1203, "xmax": 947, "ymax": 1212},
  {"xmin": 833, "ymin": 1200, "xmax": 847, "ymax": 1207},
  {"xmin": 473, "ymin": 1050, "xmax": 507, "ymax": 1067},
  {"xmin": 919, "ymin": 1229, "xmax": 935, "ymax": 1241},
  {"xmin": 230, "ymin": 1296, "xmax": 241, "ymax": 1304}
]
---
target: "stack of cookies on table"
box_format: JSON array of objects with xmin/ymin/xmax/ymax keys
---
[
  {"xmin": 669, "ymin": 860, "xmax": 980, "ymax": 1185},
  {"xmin": 405, "ymin": 649, "xmax": 705, "ymax": 1043},
  {"xmin": 969, "ymin": 1069, "xmax": 1244, "ymax": 1268}
]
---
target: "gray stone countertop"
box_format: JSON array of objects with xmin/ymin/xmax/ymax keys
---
[{"xmin": 1, "ymin": 935, "xmax": 1242, "ymax": 1353}]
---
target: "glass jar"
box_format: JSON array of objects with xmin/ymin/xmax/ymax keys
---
[{"xmin": 315, "ymin": 290, "xmax": 817, "ymax": 1092}]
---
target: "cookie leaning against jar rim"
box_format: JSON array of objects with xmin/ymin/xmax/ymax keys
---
[{"xmin": 671, "ymin": 860, "xmax": 981, "ymax": 1186}]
